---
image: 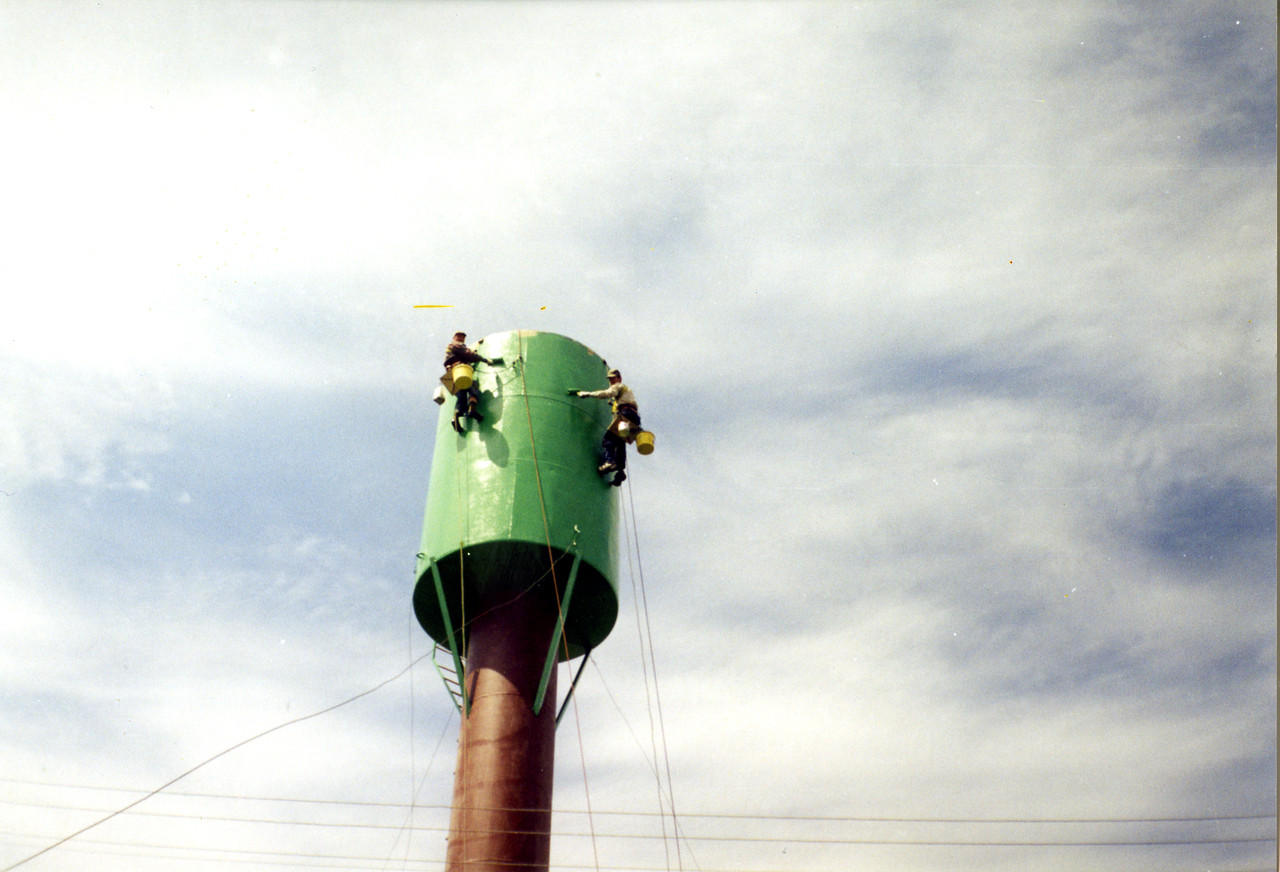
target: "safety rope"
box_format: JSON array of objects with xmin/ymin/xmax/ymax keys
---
[
  {"xmin": 404, "ymin": 619, "xmax": 418, "ymax": 865},
  {"xmin": 623, "ymin": 474, "xmax": 685, "ymax": 871},
  {"xmin": 454, "ymin": 442, "xmax": 468, "ymax": 668},
  {"xmin": 619, "ymin": 480, "xmax": 669, "ymax": 867},
  {"xmin": 514, "ymin": 332, "xmax": 564, "ymax": 640},
  {"xmin": 515, "ymin": 331, "xmax": 600, "ymax": 871},
  {"xmin": 451, "ymin": 368, "xmax": 473, "ymax": 867}
]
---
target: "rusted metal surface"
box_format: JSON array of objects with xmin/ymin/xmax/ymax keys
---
[{"xmin": 445, "ymin": 590, "xmax": 560, "ymax": 872}]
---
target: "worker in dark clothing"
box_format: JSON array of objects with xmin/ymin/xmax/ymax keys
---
[
  {"xmin": 444, "ymin": 331, "xmax": 495, "ymax": 432},
  {"xmin": 572, "ymin": 369, "xmax": 640, "ymax": 487}
]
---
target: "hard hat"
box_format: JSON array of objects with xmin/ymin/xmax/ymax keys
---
[
  {"xmin": 607, "ymin": 369, "xmax": 621, "ymax": 378},
  {"xmin": 453, "ymin": 331, "xmax": 466, "ymax": 339}
]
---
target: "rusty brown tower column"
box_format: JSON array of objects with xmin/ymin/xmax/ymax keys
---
[
  {"xmin": 444, "ymin": 593, "xmax": 559, "ymax": 871},
  {"xmin": 412, "ymin": 331, "xmax": 628, "ymax": 872}
]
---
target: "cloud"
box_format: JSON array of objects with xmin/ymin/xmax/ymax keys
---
[
  {"xmin": 1, "ymin": 4, "xmax": 1274, "ymax": 872},
  {"xmin": 1140, "ymin": 475, "xmax": 1277, "ymax": 570}
]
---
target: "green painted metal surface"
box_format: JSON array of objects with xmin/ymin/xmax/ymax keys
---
[{"xmin": 413, "ymin": 330, "xmax": 620, "ymax": 662}]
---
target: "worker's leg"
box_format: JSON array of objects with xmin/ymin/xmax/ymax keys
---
[
  {"xmin": 452, "ymin": 392, "xmax": 466, "ymax": 432},
  {"xmin": 598, "ymin": 433, "xmax": 621, "ymax": 473},
  {"xmin": 609, "ymin": 441, "xmax": 628, "ymax": 486},
  {"xmin": 454, "ymin": 386, "xmax": 482, "ymax": 421}
]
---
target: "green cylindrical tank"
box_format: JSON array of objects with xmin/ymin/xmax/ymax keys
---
[{"xmin": 413, "ymin": 330, "xmax": 619, "ymax": 661}]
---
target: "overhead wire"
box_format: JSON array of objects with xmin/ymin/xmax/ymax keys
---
[
  {"xmin": 5, "ymin": 824, "xmax": 1274, "ymax": 866},
  {"xmin": 380, "ymin": 712, "xmax": 454, "ymax": 871},
  {"xmin": 0, "ymin": 653, "xmax": 434, "ymax": 872},
  {"xmin": 5, "ymin": 778, "xmax": 1273, "ymax": 826},
  {"xmin": 394, "ymin": 618, "xmax": 420, "ymax": 870},
  {"xmin": 5, "ymin": 784, "xmax": 1273, "ymax": 872},
  {"xmin": 9, "ymin": 799, "xmax": 1274, "ymax": 833}
]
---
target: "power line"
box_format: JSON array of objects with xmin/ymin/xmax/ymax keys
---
[
  {"xmin": 3, "ymin": 780, "xmax": 1274, "ymax": 825},
  {"xmin": 7, "ymin": 817, "xmax": 1275, "ymax": 848},
  {"xmin": 0, "ymin": 653, "xmax": 432, "ymax": 872},
  {"xmin": 3, "ymin": 825, "xmax": 1275, "ymax": 864}
]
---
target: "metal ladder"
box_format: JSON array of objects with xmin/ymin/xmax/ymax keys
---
[{"xmin": 433, "ymin": 643, "xmax": 466, "ymax": 715}]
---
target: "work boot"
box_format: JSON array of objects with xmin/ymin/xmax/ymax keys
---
[
  {"xmin": 610, "ymin": 471, "xmax": 627, "ymax": 487},
  {"xmin": 597, "ymin": 462, "xmax": 617, "ymax": 475},
  {"xmin": 451, "ymin": 414, "xmax": 464, "ymax": 433}
]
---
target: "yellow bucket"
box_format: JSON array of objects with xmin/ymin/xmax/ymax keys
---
[
  {"xmin": 635, "ymin": 430, "xmax": 655, "ymax": 455},
  {"xmin": 450, "ymin": 362, "xmax": 475, "ymax": 391}
]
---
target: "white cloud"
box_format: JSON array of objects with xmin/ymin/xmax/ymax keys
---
[{"xmin": 1, "ymin": 4, "xmax": 1273, "ymax": 872}]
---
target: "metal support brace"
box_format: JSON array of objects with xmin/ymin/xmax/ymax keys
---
[
  {"xmin": 555, "ymin": 648, "xmax": 592, "ymax": 727},
  {"xmin": 429, "ymin": 558, "xmax": 470, "ymax": 716},
  {"xmin": 532, "ymin": 552, "xmax": 581, "ymax": 716}
]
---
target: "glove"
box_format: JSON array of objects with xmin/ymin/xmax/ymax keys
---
[
  {"xmin": 488, "ymin": 356, "xmax": 504, "ymax": 365},
  {"xmin": 566, "ymin": 389, "xmax": 581, "ymax": 396}
]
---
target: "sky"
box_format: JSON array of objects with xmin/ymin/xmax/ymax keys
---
[{"xmin": 0, "ymin": 2, "xmax": 1275, "ymax": 871}]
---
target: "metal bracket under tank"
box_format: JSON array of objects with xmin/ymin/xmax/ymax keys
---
[
  {"xmin": 533, "ymin": 552, "xmax": 581, "ymax": 717},
  {"xmin": 555, "ymin": 647, "xmax": 592, "ymax": 728},
  {"xmin": 427, "ymin": 548, "xmax": 593, "ymax": 730}
]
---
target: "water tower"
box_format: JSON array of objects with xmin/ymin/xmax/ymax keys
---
[{"xmin": 413, "ymin": 330, "xmax": 622, "ymax": 872}]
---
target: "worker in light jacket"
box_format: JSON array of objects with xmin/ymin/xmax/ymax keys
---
[
  {"xmin": 572, "ymin": 369, "xmax": 640, "ymax": 487},
  {"xmin": 444, "ymin": 331, "xmax": 495, "ymax": 431}
]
